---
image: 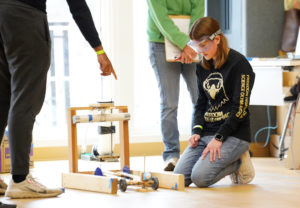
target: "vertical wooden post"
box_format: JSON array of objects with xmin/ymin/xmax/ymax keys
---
[
  {"xmin": 119, "ymin": 107, "xmax": 130, "ymax": 169},
  {"xmin": 67, "ymin": 106, "xmax": 130, "ymax": 172},
  {"xmin": 67, "ymin": 108, "xmax": 78, "ymax": 173}
]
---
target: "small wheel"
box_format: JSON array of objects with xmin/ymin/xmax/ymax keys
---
[
  {"xmin": 119, "ymin": 179, "xmax": 127, "ymax": 192},
  {"xmin": 151, "ymin": 177, "xmax": 159, "ymax": 190}
]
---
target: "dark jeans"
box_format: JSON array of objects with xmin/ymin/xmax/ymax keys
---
[{"xmin": 0, "ymin": 0, "xmax": 51, "ymax": 175}]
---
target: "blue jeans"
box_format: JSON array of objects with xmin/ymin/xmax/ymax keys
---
[
  {"xmin": 149, "ymin": 42, "xmax": 197, "ymax": 161},
  {"xmin": 174, "ymin": 136, "xmax": 250, "ymax": 187}
]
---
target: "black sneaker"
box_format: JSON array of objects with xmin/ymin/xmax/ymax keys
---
[
  {"xmin": 163, "ymin": 158, "xmax": 178, "ymax": 171},
  {"xmin": 284, "ymin": 95, "xmax": 297, "ymax": 102},
  {"xmin": 0, "ymin": 202, "xmax": 17, "ymax": 208}
]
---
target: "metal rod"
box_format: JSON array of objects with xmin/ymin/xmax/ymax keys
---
[{"xmin": 278, "ymin": 102, "xmax": 295, "ymax": 160}]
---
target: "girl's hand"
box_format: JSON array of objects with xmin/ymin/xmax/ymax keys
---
[
  {"xmin": 201, "ymin": 138, "xmax": 222, "ymax": 162},
  {"xmin": 189, "ymin": 134, "xmax": 201, "ymax": 148}
]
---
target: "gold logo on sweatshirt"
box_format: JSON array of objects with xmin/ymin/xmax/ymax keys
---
[{"xmin": 203, "ymin": 72, "xmax": 229, "ymax": 111}]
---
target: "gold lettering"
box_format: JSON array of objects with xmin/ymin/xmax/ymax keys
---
[
  {"xmin": 240, "ymin": 75, "xmax": 251, "ymax": 118},
  {"xmin": 204, "ymin": 111, "xmax": 230, "ymax": 122},
  {"xmin": 236, "ymin": 74, "xmax": 246, "ymax": 118}
]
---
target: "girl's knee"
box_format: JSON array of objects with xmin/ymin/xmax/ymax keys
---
[{"xmin": 191, "ymin": 171, "xmax": 213, "ymax": 188}]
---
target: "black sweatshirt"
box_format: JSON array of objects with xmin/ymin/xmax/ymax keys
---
[
  {"xmin": 16, "ymin": 0, "xmax": 101, "ymax": 48},
  {"xmin": 192, "ymin": 49, "xmax": 255, "ymax": 143}
]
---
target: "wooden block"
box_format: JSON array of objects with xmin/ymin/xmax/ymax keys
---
[
  {"xmin": 62, "ymin": 173, "xmax": 118, "ymax": 194},
  {"xmin": 150, "ymin": 172, "xmax": 185, "ymax": 191},
  {"xmin": 249, "ymin": 142, "xmax": 270, "ymax": 157}
]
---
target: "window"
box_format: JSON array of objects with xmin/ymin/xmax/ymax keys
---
[
  {"xmin": 33, "ymin": 0, "xmax": 194, "ymax": 147},
  {"xmin": 33, "ymin": 0, "xmax": 104, "ymax": 146}
]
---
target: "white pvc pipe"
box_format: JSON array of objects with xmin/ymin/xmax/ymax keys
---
[{"xmin": 72, "ymin": 113, "xmax": 130, "ymax": 124}]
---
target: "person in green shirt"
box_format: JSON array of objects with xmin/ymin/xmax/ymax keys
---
[{"xmin": 147, "ymin": 0, "xmax": 205, "ymax": 171}]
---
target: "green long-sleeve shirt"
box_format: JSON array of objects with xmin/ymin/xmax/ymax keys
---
[{"xmin": 147, "ymin": 0, "xmax": 205, "ymax": 50}]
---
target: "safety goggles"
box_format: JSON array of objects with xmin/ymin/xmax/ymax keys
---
[{"xmin": 188, "ymin": 29, "xmax": 222, "ymax": 53}]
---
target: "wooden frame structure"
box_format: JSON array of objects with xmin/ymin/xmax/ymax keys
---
[
  {"xmin": 67, "ymin": 105, "xmax": 130, "ymax": 173},
  {"xmin": 64, "ymin": 104, "xmax": 185, "ymax": 193}
]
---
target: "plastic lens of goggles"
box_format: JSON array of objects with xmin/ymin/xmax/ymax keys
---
[
  {"xmin": 187, "ymin": 29, "xmax": 222, "ymax": 53},
  {"xmin": 188, "ymin": 39, "xmax": 213, "ymax": 53}
]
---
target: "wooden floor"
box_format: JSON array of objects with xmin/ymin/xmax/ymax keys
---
[{"xmin": 0, "ymin": 156, "xmax": 300, "ymax": 208}]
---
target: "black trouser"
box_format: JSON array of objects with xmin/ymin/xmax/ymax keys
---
[{"xmin": 0, "ymin": 0, "xmax": 51, "ymax": 175}]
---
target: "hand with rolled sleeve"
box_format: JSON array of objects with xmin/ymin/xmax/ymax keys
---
[
  {"xmin": 94, "ymin": 46, "xmax": 117, "ymax": 80},
  {"xmin": 189, "ymin": 134, "xmax": 201, "ymax": 148}
]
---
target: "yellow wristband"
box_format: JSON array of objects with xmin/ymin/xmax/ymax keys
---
[
  {"xmin": 193, "ymin": 125, "xmax": 203, "ymax": 130},
  {"xmin": 96, "ymin": 49, "xmax": 105, "ymax": 55}
]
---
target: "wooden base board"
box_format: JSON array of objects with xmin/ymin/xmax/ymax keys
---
[
  {"xmin": 62, "ymin": 173, "xmax": 118, "ymax": 194},
  {"xmin": 62, "ymin": 170, "xmax": 184, "ymax": 194},
  {"xmin": 151, "ymin": 171, "xmax": 184, "ymax": 191}
]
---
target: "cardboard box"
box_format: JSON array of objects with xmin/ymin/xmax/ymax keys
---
[
  {"xmin": 249, "ymin": 142, "xmax": 270, "ymax": 157},
  {"xmin": 0, "ymin": 132, "xmax": 34, "ymax": 173},
  {"xmin": 283, "ymin": 71, "xmax": 300, "ymax": 87}
]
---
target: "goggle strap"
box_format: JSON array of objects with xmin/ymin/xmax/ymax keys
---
[{"xmin": 209, "ymin": 29, "xmax": 222, "ymax": 40}]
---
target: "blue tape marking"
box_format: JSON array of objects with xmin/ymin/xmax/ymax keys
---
[
  {"xmin": 94, "ymin": 167, "xmax": 103, "ymax": 176},
  {"xmin": 88, "ymin": 115, "xmax": 93, "ymax": 122},
  {"xmin": 109, "ymin": 178, "xmax": 113, "ymax": 190},
  {"xmin": 122, "ymin": 165, "xmax": 131, "ymax": 174}
]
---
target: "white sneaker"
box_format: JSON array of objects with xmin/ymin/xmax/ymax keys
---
[
  {"xmin": 5, "ymin": 174, "xmax": 64, "ymax": 199},
  {"xmin": 230, "ymin": 150, "xmax": 255, "ymax": 184},
  {"xmin": 164, "ymin": 158, "xmax": 178, "ymax": 171},
  {"xmin": 0, "ymin": 177, "xmax": 8, "ymax": 194}
]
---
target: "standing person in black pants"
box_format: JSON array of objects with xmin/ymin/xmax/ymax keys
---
[{"xmin": 0, "ymin": 0, "xmax": 116, "ymax": 199}]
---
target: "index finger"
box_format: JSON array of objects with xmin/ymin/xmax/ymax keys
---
[{"xmin": 111, "ymin": 68, "xmax": 117, "ymax": 80}]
